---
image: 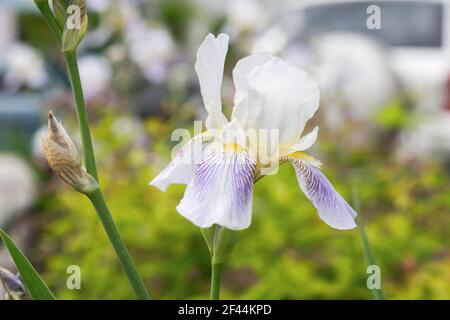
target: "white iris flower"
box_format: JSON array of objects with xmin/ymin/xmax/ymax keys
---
[{"xmin": 150, "ymin": 33, "xmax": 357, "ymax": 231}]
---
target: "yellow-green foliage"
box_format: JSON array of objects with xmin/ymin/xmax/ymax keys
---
[{"xmin": 38, "ymin": 114, "xmax": 450, "ymax": 299}]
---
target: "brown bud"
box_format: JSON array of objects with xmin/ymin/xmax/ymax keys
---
[{"xmin": 42, "ymin": 111, "xmax": 98, "ymax": 193}]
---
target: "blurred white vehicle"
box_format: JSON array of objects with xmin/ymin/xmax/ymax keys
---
[
  {"xmin": 282, "ymin": 0, "xmax": 450, "ymax": 113},
  {"xmin": 306, "ymin": 33, "xmax": 399, "ymax": 128}
]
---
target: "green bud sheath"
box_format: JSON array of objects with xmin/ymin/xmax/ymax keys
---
[
  {"xmin": 212, "ymin": 226, "xmax": 237, "ymax": 265},
  {"xmin": 52, "ymin": 0, "xmax": 70, "ymax": 29},
  {"xmin": 61, "ymin": 0, "xmax": 88, "ymax": 52},
  {"xmin": 202, "ymin": 226, "xmax": 237, "ymax": 299},
  {"xmin": 201, "ymin": 225, "xmax": 216, "ymax": 255},
  {"xmin": 201, "ymin": 225, "xmax": 238, "ymax": 265}
]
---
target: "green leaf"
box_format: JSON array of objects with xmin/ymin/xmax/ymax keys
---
[{"xmin": 0, "ymin": 229, "xmax": 56, "ymax": 300}]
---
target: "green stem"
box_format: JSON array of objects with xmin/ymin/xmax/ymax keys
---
[
  {"xmin": 34, "ymin": 0, "xmax": 151, "ymax": 301},
  {"xmin": 64, "ymin": 51, "xmax": 98, "ymax": 180},
  {"xmin": 357, "ymin": 217, "xmax": 385, "ymax": 300},
  {"xmin": 34, "ymin": 1, "xmax": 62, "ymax": 43},
  {"xmin": 87, "ymin": 188, "xmax": 151, "ymax": 300},
  {"xmin": 64, "ymin": 51, "xmax": 150, "ymax": 300},
  {"xmin": 210, "ymin": 263, "xmax": 223, "ymax": 300},
  {"xmin": 353, "ymin": 191, "xmax": 385, "ymax": 300}
]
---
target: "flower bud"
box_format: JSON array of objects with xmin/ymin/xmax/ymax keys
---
[
  {"xmin": 0, "ymin": 266, "xmax": 29, "ymax": 300},
  {"xmin": 201, "ymin": 225, "xmax": 237, "ymax": 265},
  {"xmin": 42, "ymin": 111, "xmax": 98, "ymax": 193},
  {"xmin": 52, "ymin": 0, "xmax": 70, "ymax": 29},
  {"xmin": 61, "ymin": 0, "xmax": 88, "ymax": 52}
]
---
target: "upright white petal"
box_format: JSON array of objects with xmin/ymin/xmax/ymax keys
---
[
  {"xmin": 232, "ymin": 57, "xmax": 320, "ymax": 158},
  {"xmin": 177, "ymin": 143, "xmax": 256, "ymax": 230},
  {"xmin": 195, "ymin": 33, "xmax": 229, "ymax": 130},
  {"xmin": 231, "ymin": 52, "xmax": 272, "ymax": 124},
  {"xmin": 288, "ymin": 156, "xmax": 357, "ymax": 230}
]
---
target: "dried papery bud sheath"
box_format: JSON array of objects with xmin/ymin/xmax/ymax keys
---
[
  {"xmin": 0, "ymin": 267, "xmax": 29, "ymax": 300},
  {"xmin": 61, "ymin": 0, "xmax": 88, "ymax": 52},
  {"xmin": 42, "ymin": 111, "xmax": 98, "ymax": 194}
]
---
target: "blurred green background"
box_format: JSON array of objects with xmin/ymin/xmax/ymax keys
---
[{"xmin": 0, "ymin": 0, "xmax": 449, "ymax": 299}]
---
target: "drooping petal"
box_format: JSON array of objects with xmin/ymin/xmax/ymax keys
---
[
  {"xmin": 149, "ymin": 135, "xmax": 205, "ymax": 192},
  {"xmin": 289, "ymin": 126, "xmax": 319, "ymax": 153},
  {"xmin": 177, "ymin": 143, "xmax": 256, "ymax": 230},
  {"xmin": 195, "ymin": 33, "xmax": 229, "ymax": 130},
  {"xmin": 233, "ymin": 57, "xmax": 320, "ymax": 158},
  {"xmin": 287, "ymin": 155, "xmax": 357, "ymax": 230}
]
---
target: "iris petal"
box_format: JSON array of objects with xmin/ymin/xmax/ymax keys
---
[
  {"xmin": 289, "ymin": 126, "xmax": 319, "ymax": 153},
  {"xmin": 231, "ymin": 57, "xmax": 320, "ymax": 158},
  {"xmin": 177, "ymin": 143, "xmax": 256, "ymax": 230},
  {"xmin": 149, "ymin": 135, "xmax": 205, "ymax": 192},
  {"xmin": 195, "ymin": 33, "xmax": 229, "ymax": 130},
  {"xmin": 288, "ymin": 156, "xmax": 357, "ymax": 230},
  {"xmin": 231, "ymin": 52, "xmax": 272, "ymax": 125}
]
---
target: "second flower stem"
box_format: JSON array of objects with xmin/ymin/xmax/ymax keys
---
[
  {"xmin": 87, "ymin": 188, "xmax": 151, "ymax": 300},
  {"xmin": 64, "ymin": 51, "xmax": 98, "ymax": 180},
  {"xmin": 64, "ymin": 50, "xmax": 150, "ymax": 300},
  {"xmin": 210, "ymin": 263, "xmax": 224, "ymax": 300},
  {"xmin": 353, "ymin": 189, "xmax": 385, "ymax": 300}
]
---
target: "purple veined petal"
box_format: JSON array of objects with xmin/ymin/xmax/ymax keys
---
[
  {"xmin": 177, "ymin": 143, "xmax": 256, "ymax": 230},
  {"xmin": 288, "ymin": 156, "xmax": 357, "ymax": 230},
  {"xmin": 149, "ymin": 135, "xmax": 206, "ymax": 192}
]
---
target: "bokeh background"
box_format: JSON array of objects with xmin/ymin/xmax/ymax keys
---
[{"xmin": 1, "ymin": 0, "xmax": 450, "ymax": 299}]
